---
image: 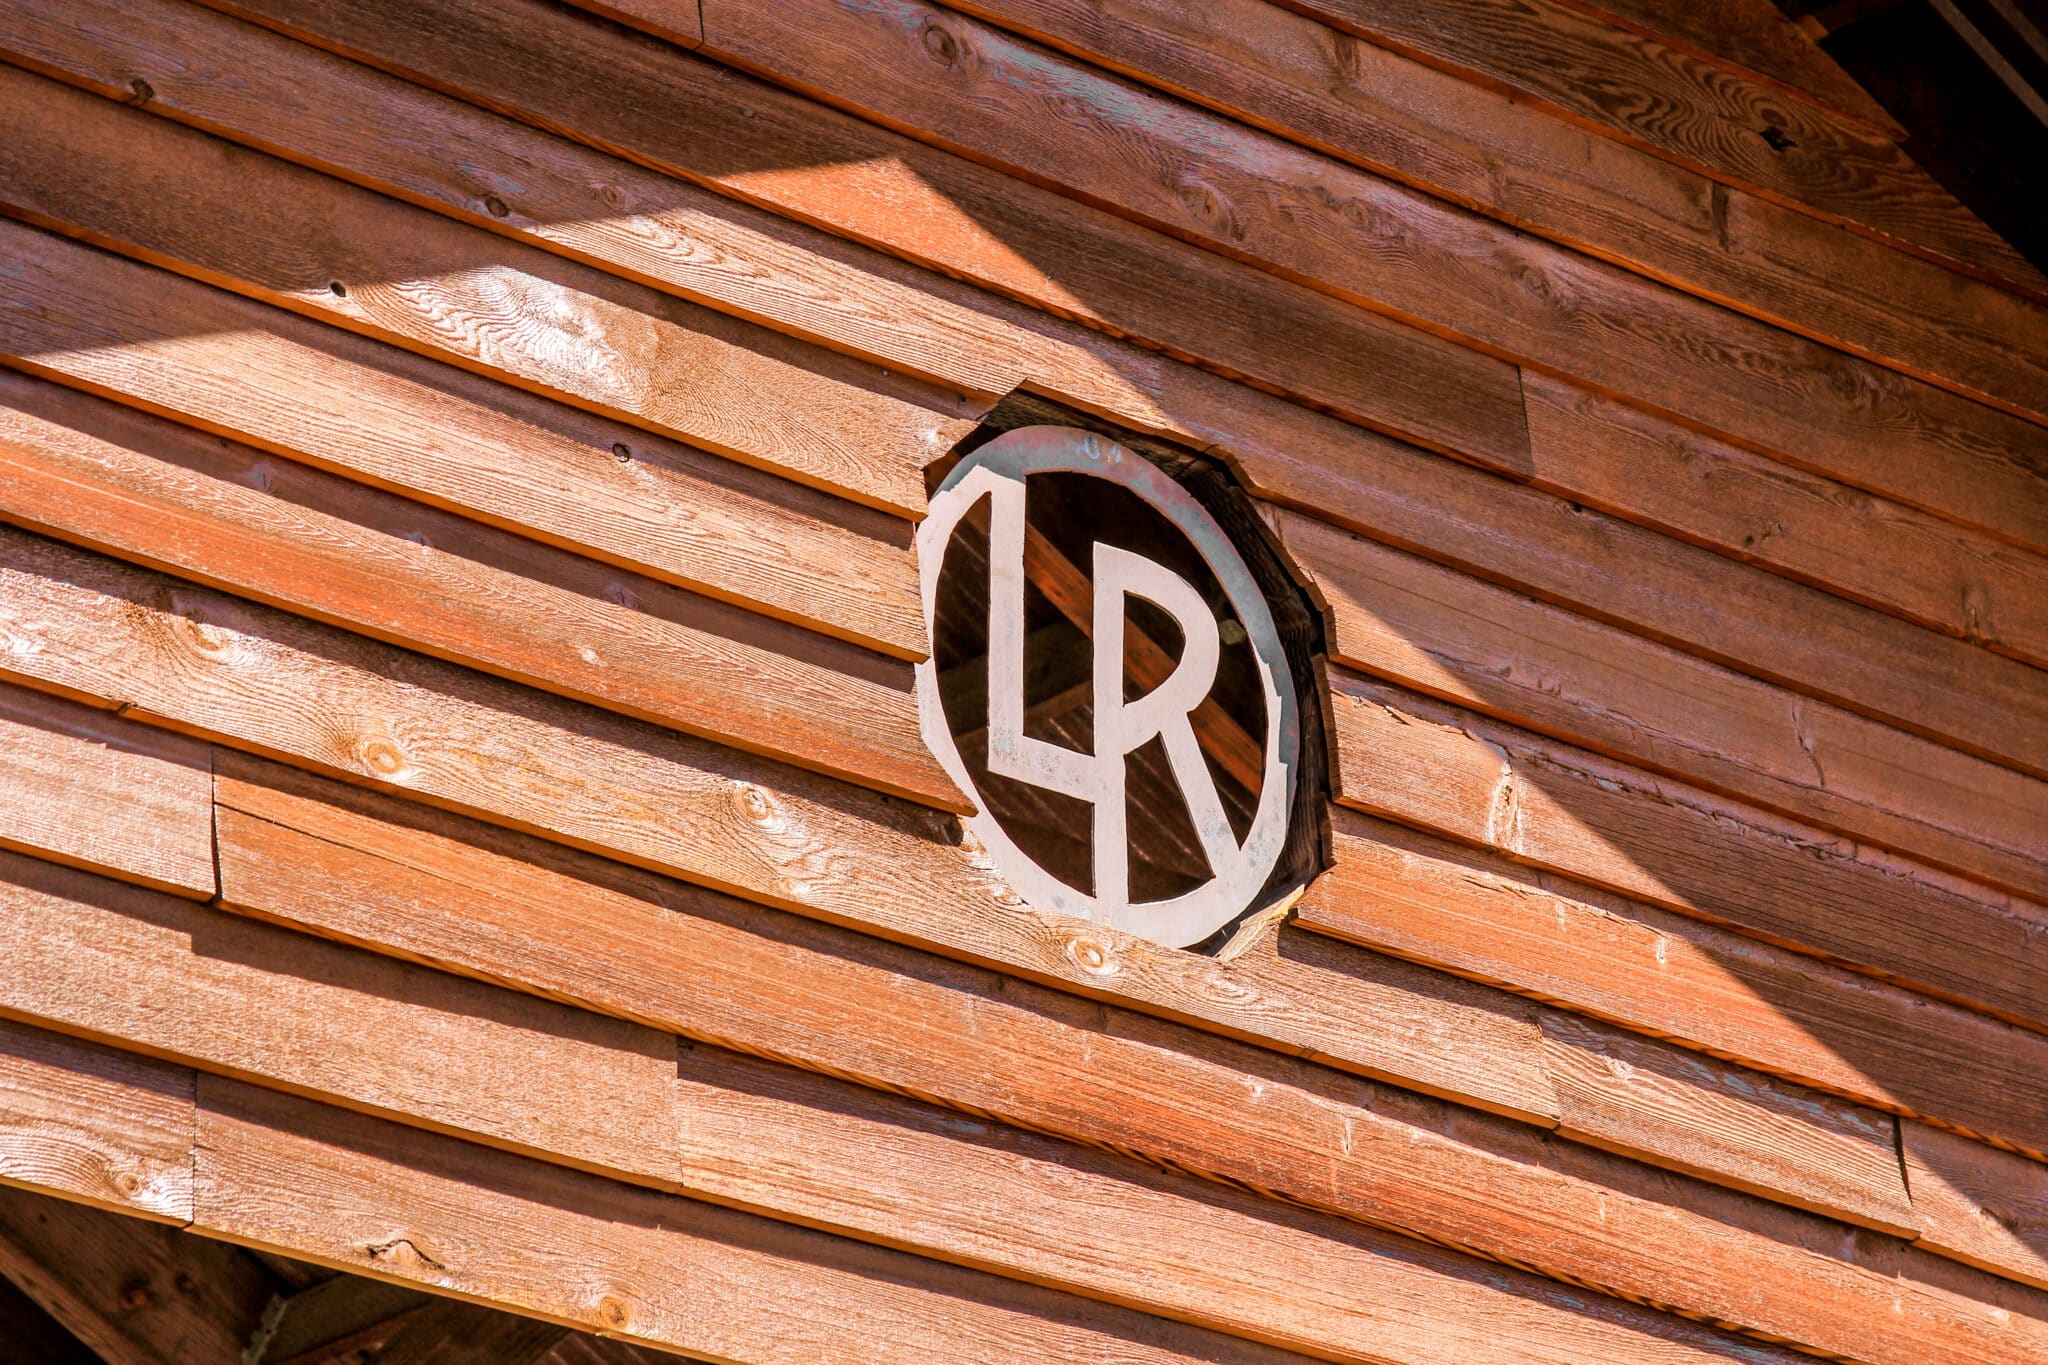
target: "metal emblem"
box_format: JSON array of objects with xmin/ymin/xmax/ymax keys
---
[{"xmin": 917, "ymin": 426, "xmax": 1298, "ymax": 948}]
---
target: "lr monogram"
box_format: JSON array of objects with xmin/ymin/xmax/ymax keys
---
[{"xmin": 916, "ymin": 427, "xmax": 1298, "ymax": 949}]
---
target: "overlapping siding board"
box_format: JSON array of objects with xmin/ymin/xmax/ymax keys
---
[{"xmin": 0, "ymin": 0, "xmax": 2043, "ymax": 1361}]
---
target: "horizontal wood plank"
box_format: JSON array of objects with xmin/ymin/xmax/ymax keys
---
[
  {"xmin": 0, "ymin": 1017, "xmax": 193, "ymax": 1222},
  {"xmin": 1272, "ymin": 0, "xmax": 2039, "ymax": 284},
  {"xmin": 1540, "ymin": 1010, "xmax": 1913, "ymax": 1234},
  {"xmin": 200, "ymin": 753, "xmax": 2048, "ymax": 1363},
  {"xmin": 0, "ymin": 365, "xmax": 959, "ymax": 810},
  {"xmin": 666, "ymin": 1043, "xmax": 1816, "ymax": 1365},
  {"xmin": 1301, "ymin": 808, "xmax": 2048, "ymax": 1163},
  {"xmin": 0, "ymin": 850, "xmax": 682, "ymax": 1188},
  {"xmin": 1325, "ymin": 671, "xmax": 2048, "ymax": 1031},
  {"xmin": 0, "ymin": 63, "xmax": 979, "ymax": 522},
  {"xmin": 945, "ymin": 0, "xmax": 2048, "ymax": 424},
  {"xmin": 172, "ymin": 0, "xmax": 1532, "ymax": 468},
  {"xmin": 694, "ymin": 0, "xmax": 2048, "ymax": 554},
  {"xmin": 0, "ymin": 523, "xmax": 1561, "ymax": 1127},
  {"xmin": 1520, "ymin": 373, "xmax": 2048, "ymax": 670},
  {"xmin": 1270, "ymin": 506, "xmax": 2048, "ymax": 900},
  {"xmin": 0, "ymin": 681, "xmax": 213, "ymax": 898},
  {"xmin": 0, "ymin": 211, "xmax": 926, "ymax": 671},
  {"xmin": 1905, "ymin": 1119, "xmax": 2048, "ymax": 1292},
  {"xmin": 1546, "ymin": 0, "xmax": 1899, "ymax": 132},
  {"xmin": 194, "ymin": 1076, "xmax": 1313, "ymax": 1365}
]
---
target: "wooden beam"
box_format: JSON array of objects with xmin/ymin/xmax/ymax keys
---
[
  {"xmin": 0, "ymin": 682, "xmax": 214, "ymax": 899},
  {"xmin": 0, "ymin": 363, "xmax": 962, "ymax": 813},
  {"xmin": 0, "ymin": 1184, "xmax": 275, "ymax": 1365},
  {"xmin": 1903, "ymin": 1119, "xmax": 2048, "ymax": 1292},
  {"xmin": 369, "ymin": 1300, "xmax": 567, "ymax": 1365},
  {"xmin": 0, "ymin": 1271, "xmax": 100, "ymax": 1365},
  {"xmin": 1265, "ymin": 506, "xmax": 2048, "ymax": 901},
  {"xmin": 243, "ymin": 1273, "xmax": 428, "ymax": 1364}
]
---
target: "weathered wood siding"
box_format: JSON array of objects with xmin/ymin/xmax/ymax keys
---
[{"xmin": 0, "ymin": 0, "xmax": 2043, "ymax": 1360}]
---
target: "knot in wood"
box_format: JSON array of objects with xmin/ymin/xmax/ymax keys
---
[
  {"xmin": 176, "ymin": 610, "xmax": 234, "ymax": 655},
  {"xmin": 733, "ymin": 783, "xmax": 780, "ymax": 826},
  {"xmin": 484, "ymin": 193, "xmax": 511, "ymax": 218},
  {"xmin": 357, "ymin": 734, "xmax": 410, "ymax": 779},
  {"xmin": 1065, "ymin": 934, "xmax": 1120, "ymax": 977},
  {"xmin": 920, "ymin": 21, "xmax": 961, "ymax": 66},
  {"xmin": 117, "ymin": 1278, "xmax": 155, "ymax": 1311},
  {"xmin": 598, "ymin": 1294, "xmax": 631, "ymax": 1329}
]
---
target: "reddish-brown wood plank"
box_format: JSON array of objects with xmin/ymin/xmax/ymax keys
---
[
  {"xmin": 691, "ymin": 0, "xmax": 2048, "ymax": 553},
  {"xmin": 0, "ymin": 524, "xmax": 1563, "ymax": 1127},
  {"xmin": 0, "ymin": 64, "xmax": 977, "ymax": 524},
  {"xmin": 1905, "ymin": 1119, "xmax": 2048, "ymax": 1292},
  {"xmin": 371, "ymin": 1300, "xmax": 568, "ymax": 1365},
  {"xmin": 175, "ymin": 0, "xmax": 1531, "ymax": 469},
  {"xmin": 201, "ymin": 756, "xmax": 2048, "ymax": 1364},
  {"xmin": 1271, "ymin": 507, "xmax": 2048, "ymax": 900},
  {"xmin": 0, "ymin": 682, "xmax": 213, "ymax": 899},
  {"xmin": 0, "ymin": 366, "xmax": 960, "ymax": 811},
  {"xmin": 1544, "ymin": 0, "xmax": 1899, "ymax": 132},
  {"xmin": 0, "ymin": 1184, "xmax": 274, "ymax": 1365},
  {"xmin": 666, "ymin": 1044, "xmax": 1818, "ymax": 1365},
  {"xmin": 1521, "ymin": 373, "xmax": 2048, "ymax": 669},
  {"xmin": 563, "ymin": 0, "xmax": 701, "ymax": 50},
  {"xmin": 0, "ymin": 197, "xmax": 924, "ymax": 670},
  {"xmin": 1270, "ymin": 0, "xmax": 2039, "ymax": 285},
  {"xmin": 0, "ymin": 1018, "xmax": 193, "ymax": 1223},
  {"xmin": 944, "ymin": 0, "xmax": 2048, "ymax": 424},
  {"xmin": 1301, "ymin": 807, "xmax": 2048, "ymax": 1162},
  {"xmin": 194, "ymin": 1077, "xmax": 1314, "ymax": 1365},
  {"xmin": 0, "ymin": 850, "xmax": 682, "ymax": 1189},
  {"xmin": 1540, "ymin": 1011, "xmax": 1913, "ymax": 1234},
  {"xmin": 1325, "ymin": 671, "xmax": 2048, "ymax": 1031}
]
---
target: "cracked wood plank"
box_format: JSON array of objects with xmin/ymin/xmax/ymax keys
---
[{"xmin": 1904, "ymin": 1119, "xmax": 2048, "ymax": 1292}]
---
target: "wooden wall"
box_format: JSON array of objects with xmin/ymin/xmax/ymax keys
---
[{"xmin": 0, "ymin": 0, "xmax": 2043, "ymax": 1360}]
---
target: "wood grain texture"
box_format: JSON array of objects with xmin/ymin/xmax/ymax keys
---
[
  {"xmin": 211, "ymin": 747, "xmax": 1555, "ymax": 1128},
  {"xmin": 1269, "ymin": 506, "xmax": 2048, "ymax": 901},
  {"xmin": 1540, "ymin": 1011, "xmax": 1913, "ymax": 1234},
  {"xmin": 1301, "ymin": 808, "xmax": 2048, "ymax": 1163},
  {"xmin": 1324, "ymin": 671, "xmax": 2048, "ymax": 1032},
  {"xmin": 200, "ymin": 758, "xmax": 2048, "ymax": 1364},
  {"xmin": 0, "ymin": 681, "xmax": 213, "ymax": 898},
  {"xmin": 0, "ymin": 1018, "xmax": 193, "ymax": 1222},
  {"xmin": 561, "ymin": 0, "xmax": 702, "ymax": 49},
  {"xmin": 0, "ymin": 366, "xmax": 958, "ymax": 810},
  {"xmin": 1271, "ymin": 0, "xmax": 2039, "ymax": 284},
  {"xmin": 666, "ymin": 1044, "xmax": 1816, "ymax": 1365},
  {"xmin": 0, "ymin": 220, "xmax": 924, "ymax": 671},
  {"xmin": 0, "ymin": 65, "xmax": 977, "ymax": 522},
  {"xmin": 695, "ymin": 0, "xmax": 2048, "ymax": 554},
  {"xmin": 182, "ymin": 0, "xmax": 1531, "ymax": 468},
  {"xmin": 1544, "ymin": 0, "xmax": 1899, "ymax": 131},
  {"xmin": 193, "ymin": 1077, "xmax": 1315, "ymax": 1365},
  {"xmin": 0, "ymin": 1183, "xmax": 274, "ymax": 1365},
  {"xmin": 945, "ymin": 0, "xmax": 2048, "ymax": 424},
  {"xmin": 0, "ymin": 523, "xmax": 1564, "ymax": 1129},
  {"xmin": 1521, "ymin": 373, "xmax": 2048, "ymax": 669},
  {"xmin": 1906, "ymin": 1119, "xmax": 2048, "ymax": 1292},
  {"xmin": 0, "ymin": 849, "xmax": 682, "ymax": 1189}
]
